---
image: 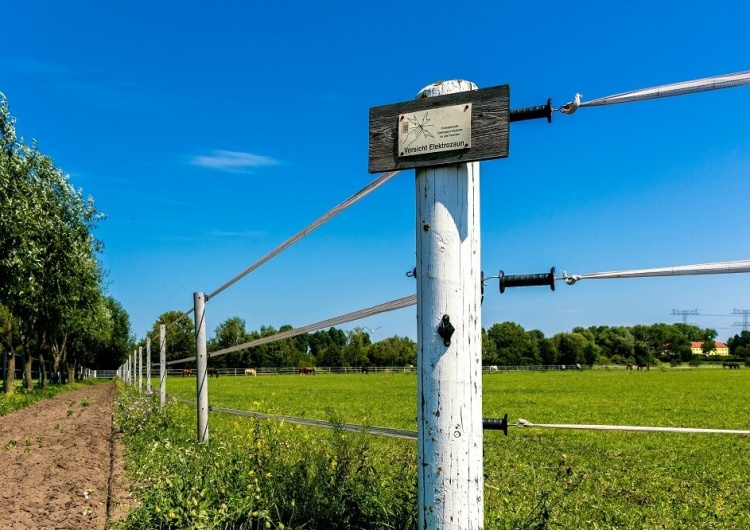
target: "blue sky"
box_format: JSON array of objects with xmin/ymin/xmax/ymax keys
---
[{"xmin": 2, "ymin": 1, "xmax": 749, "ymax": 343}]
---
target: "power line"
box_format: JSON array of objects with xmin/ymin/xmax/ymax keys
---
[
  {"xmin": 732, "ymin": 309, "xmax": 750, "ymax": 331},
  {"xmin": 671, "ymin": 309, "xmax": 699, "ymax": 324}
]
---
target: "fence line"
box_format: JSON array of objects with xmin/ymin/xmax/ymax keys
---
[
  {"xmin": 169, "ymin": 395, "xmax": 418, "ymax": 440},
  {"xmin": 166, "ymin": 393, "xmax": 750, "ymax": 439},
  {"xmin": 166, "ymin": 294, "xmax": 417, "ymax": 366}
]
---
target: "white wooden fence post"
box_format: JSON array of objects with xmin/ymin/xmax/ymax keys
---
[
  {"xmin": 194, "ymin": 292, "xmax": 209, "ymax": 443},
  {"xmin": 146, "ymin": 337, "xmax": 152, "ymax": 393},
  {"xmin": 137, "ymin": 346, "xmax": 143, "ymax": 393},
  {"xmin": 415, "ymin": 80, "xmax": 484, "ymax": 529},
  {"xmin": 160, "ymin": 324, "xmax": 166, "ymax": 409}
]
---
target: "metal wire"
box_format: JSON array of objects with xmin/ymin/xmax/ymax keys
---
[
  {"xmin": 167, "ymin": 396, "xmax": 750, "ymax": 437},
  {"xmin": 206, "ymin": 170, "xmax": 402, "ymax": 301},
  {"xmin": 166, "ymin": 294, "xmax": 416, "ymax": 365},
  {"xmin": 145, "ymin": 170, "xmax": 401, "ymax": 343},
  {"xmin": 561, "ymin": 259, "xmax": 750, "ymax": 285},
  {"xmin": 559, "ymin": 70, "xmax": 750, "ymax": 114},
  {"xmin": 516, "ymin": 419, "xmax": 750, "ymax": 435}
]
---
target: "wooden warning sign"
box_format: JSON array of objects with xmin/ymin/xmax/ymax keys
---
[{"xmin": 368, "ymin": 84, "xmax": 509, "ymax": 173}]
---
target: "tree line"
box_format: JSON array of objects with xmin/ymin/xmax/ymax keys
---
[
  {"xmin": 482, "ymin": 322, "xmax": 722, "ymax": 367},
  {"xmin": 0, "ymin": 97, "xmax": 131, "ymax": 394},
  {"xmin": 144, "ymin": 311, "xmax": 418, "ymax": 369},
  {"xmin": 143, "ymin": 310, "xmax": 746, "ymax": 370}
]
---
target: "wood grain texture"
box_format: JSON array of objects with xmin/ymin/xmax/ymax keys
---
[{"xmin": 368, "ymin": 84, "xmax": 509, "ymax": 173}]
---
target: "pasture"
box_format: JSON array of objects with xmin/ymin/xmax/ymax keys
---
[{"xmin": 124, "ymin": 368, "xmax": 750, "ymax": 529}]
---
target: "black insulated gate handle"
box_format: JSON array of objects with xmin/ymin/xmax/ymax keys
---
[
  {"xmin": 509, "ymin": 98, "xmax": 553, "ymax": 123},
  {"xmin": 499, "ymin": 267, "xmax": 556, "ymax": 293}
]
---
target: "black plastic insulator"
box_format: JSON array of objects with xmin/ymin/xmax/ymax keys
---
[
  {"xmin": 483, "ymin": 414, "xmax": 508, "ymax": 436},
  {"xmin": 499, "ymin": 267, "xmax": 556, "ymax": 294},
  {"xmin": 509, "ymin": 98, "xmax": 553, "ymax": 123},
  {"xmin": 437, "ymin": 314, "xmax": 455, "ymax": 347}
]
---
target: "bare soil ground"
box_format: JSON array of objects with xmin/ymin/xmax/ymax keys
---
[{"xmin": 0, "ymin": 382, "xmax": 131, "ymax": 529}]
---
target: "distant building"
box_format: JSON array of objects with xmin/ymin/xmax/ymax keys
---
[{"xmin": 691, "ymin": 341, "xmax": 729, "ymax": 356}]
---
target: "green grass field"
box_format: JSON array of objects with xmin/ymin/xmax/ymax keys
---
[{"xmin": 127, "ymin": 368, "xmax": 750, "ymax": 529}]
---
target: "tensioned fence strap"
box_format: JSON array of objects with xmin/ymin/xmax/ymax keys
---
[
  {"xmin": 166, "ymin": 294, "xmax": 417, "ymax": 365},
  {"xmin": 516, "ymin": 420, "xmax": 750, "ymax": 435},
  {"xmin": 560, "ymin": 70, "xmax": 750, "ymax": 114},
  {"xmin": 206, "ymin": 170, "xmax": 402, "ymax": 301},
  {"xmin": 561, "ymin": 259, "xmax": 750, "ymax": 285},
  {"xmin": 168, "ymin": 396, "xmax": 750, "ymax": 437},
  {"xmin": 147, "ymin": 170, "xmax": 401, "ymax": 343},
  {"xmin": 168, "ymin": 395, "xmax": 417, "ymax": 440}
]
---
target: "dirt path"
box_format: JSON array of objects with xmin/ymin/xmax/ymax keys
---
[{"xmin": 0, "ymin": 382, "xmax": 131, "ymax": 529}]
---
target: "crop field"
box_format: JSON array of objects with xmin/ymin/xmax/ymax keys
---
[{"xmin": 131, "ymin": 368, "xmax": 750, "ymax": 529}]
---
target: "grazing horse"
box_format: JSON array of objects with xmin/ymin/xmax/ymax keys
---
[
  {"xmin": 626, "ymin": 364, "xmax": 634, "ymax": 371},
  {"xmin": 637, "ymin": 363, "xmax": 650, "ymax": 371},
  {"xmin": 299, "ymin": 366, "xmax": 316, "ymax": 375},
  {"xmin": 244, "ymin": 368, "xmax": 257, "ymax": 376},
  {"xmin": 489, "ymin": 365, "xmax": 499, "ymax": 373},
  {"xmin": 723, "ymin": 362, "xmax": 741, "ymax": 369},
  {"xmin": 182, "ymin": 368, "xmax": 193, "ymax": 377},
  {"xmin": 207, "ymin": 367, "xmax": 219, "ymax": 378},
  {"xmin": 360, "ymin": 366, "xmax": 369, "ymax": 374}
]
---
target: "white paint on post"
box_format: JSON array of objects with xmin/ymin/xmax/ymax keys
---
[
  {"xmin": 160, "ymin": 324, "xmax": 166, "ymax": 409},
  {"xmin": 138, "ymin": 346, "xmax": 143, "ymax": 393},
  {"xmin": 194, "ymin": 292, "xmax": 209, "ymax": 443},
  {"xmin": 415, "ymin": 80, "xmax": 484, "ymax": 529},
  {"xmin": 146, "ymin": 337, "xmax": 152, "ymax": 393}
]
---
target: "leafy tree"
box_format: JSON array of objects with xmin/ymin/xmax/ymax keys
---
[
  {"xmin": 148, "ymin": 311, "xmax": 195, "ymax": 364},
  {"xmin": 674, "ymin": 323, "xmax": 715, "ymax": 343},
  {"xmin": 486, "ymin": 322, "xmax": 529, "ymax": 366},
  {"xmin": 343, "ymin": 327, "xmax": 371, "ymax": 367},
  {"xmin": 727, "ymin": 330, "xmax": 750, "ymax": 358},
  {"xmin": 701, "ymin": 338, "xmax": 717, "ymax": 356},
  {"xmin": 318, "ymin": 343, "xmax": 344, "ymax": 367},
  {"xmin": 481, "ymin": 328, "xmax": 498, "ymax": 365},
  {"xmin": 538, "ymin": 336, "xmax": 558, "ymax": 365},
  {"xmin": 368, "ymin": 336, "xmax": 416, "ymax": 366},
  {"xmin": 0, "ymin": 96, "xmax": 106, "ymax": 390},
  {"xmin": 92, "ymin": 296, "xmax": 133, "ymax": 370},
  {"xmin": 554, "ymin": 332, "xmax": 588, "ymax": 365},
  {"xmin": 594, "ymin": 326, "xmax": 635, "ymax": 360},
  {"xmin": 209, "ymin": 316, "xmax": 249, "ymax": 368}
]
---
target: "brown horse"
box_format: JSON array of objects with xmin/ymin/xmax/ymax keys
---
[
  {"xmin": 626, "ymin": 364, "xmax": 634, "ymax": 371},
  {"xmin": 637, "ymin": 363, "xmax": 650, "ymax": 371},
  {"xmin": 299, "ymin": 366, "xmax": 316, "ymax": 375},
  {"xmin": 182, "ymin": 368, "xmax": 193, "ymax": 377},
  {"xmin": 207, "ymin": 367, "xmax": 219, "ymax": 378}
]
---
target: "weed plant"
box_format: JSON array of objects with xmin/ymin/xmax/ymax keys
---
[
  {"xmin": 113, "ymin": 383, "xmax": 417, "ymax": 529},
  {"xmin": 0, "ymin": 379, "xmax": 97, "ymax": 416}
]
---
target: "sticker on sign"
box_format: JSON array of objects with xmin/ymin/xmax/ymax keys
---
[{"xmin": 398, "ymin": 103, "xmax": 471, "ymax": 157}]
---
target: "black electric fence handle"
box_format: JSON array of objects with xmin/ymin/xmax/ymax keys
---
[{"xmin": 498, "ymin": 267, "xmax": 556, "ymax": 293}]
